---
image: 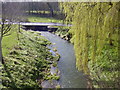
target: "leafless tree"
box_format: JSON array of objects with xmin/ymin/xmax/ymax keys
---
[
  {"xmin": 26, "ymin": 2, "xmax": 60, "ymax": 17},
  {"xmin": 0, "ymin": 2, "xmax": 26, "ymax": 64}
]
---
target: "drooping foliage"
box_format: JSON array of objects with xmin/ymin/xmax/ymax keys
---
[{"xmin": 60, "ymin": 2, "xmax": 120, "ymax": 88}]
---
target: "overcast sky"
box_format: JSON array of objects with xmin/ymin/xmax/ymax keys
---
[{"xmin": 0, "ymin": 0, "xmax": 119, "ymax": 2}]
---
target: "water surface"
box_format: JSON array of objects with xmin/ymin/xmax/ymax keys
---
[{"xmin": 41, "ymin": 32, "xmax": 87, "ymax": 88}]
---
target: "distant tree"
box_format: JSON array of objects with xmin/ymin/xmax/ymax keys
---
[
  {"xmin": 0, "ymin": 2, "xmax": 26, "ymax": 64},
  {"xmin": 46, "ymin": 2, "xmax": 54, "ymax": 17},
  {"xmin": 26, "ymin": 2, "xmax": 60, "ymax": 17}
]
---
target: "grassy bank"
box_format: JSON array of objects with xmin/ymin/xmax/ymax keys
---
[
  {"xmin": 1, "ymin": 27, "xmax": 60, "ymax": 88},
  {"xmin": 2, "ymin": 25, "xmax": 18, "ymax": 56},
  {"xmin": 27, "ymin": 15, "xmax": 63, "ymax": 23},
  {"xmin": 54, "ymin": 24, "xmax": 119, "ymax": 88}
]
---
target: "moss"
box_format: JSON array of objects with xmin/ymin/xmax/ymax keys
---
[
  {"xmin": 55, "ymin": 85, "xmax": 60, "ymax": 89},
  {"xmin": 53, "ymin": 47, "xmax": 57, "ymax": 52},
  {"xmin": 52, "ymin": 62, "xmax": 57, "ymax": 67},
  {"xmin": 54, "ymin": 76, "xmax": 60, "ymax": 80}
]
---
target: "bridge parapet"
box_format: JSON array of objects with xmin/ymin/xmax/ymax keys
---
[{"xmin": 22, "ymin": 25, "xmax": 58, "ymax": 32}]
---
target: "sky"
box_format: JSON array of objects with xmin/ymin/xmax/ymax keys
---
[{"xmin": 0, "ymin": 0, "xmax": 119, "ymax": 2}]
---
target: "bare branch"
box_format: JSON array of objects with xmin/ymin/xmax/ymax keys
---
[
  {"xmin": 3, "ymin": 33, "xmax": 11, "ymax": 37},
  {"xmin": 3, "ymin": 24, "xmax": 12, "ymax": 35}
]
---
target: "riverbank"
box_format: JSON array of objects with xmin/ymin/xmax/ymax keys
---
[
  {"xmin": 25, "ymin": 15, "xmax": 119, "ymax": 88},
  {"xmin": 52, "ymin": 25, "xmax": 119, "ymax": 88},
  {"xmin": 2, "ymin": 25, "xmax": 18, "ymax": 56},
  {"xmin": 40, "ymin": 32, "xmax": 87, "ymax": 88},
  {"xmin": 55, "ymin": 2, "xmax": 120, "ymax": 88},
  {"xmin": 1, "ymin": 28, "xmax": 60, "ymax": 88},
  {"xmin": 52, "ymin": 26, "xmax": 72, "ymax": 42}
]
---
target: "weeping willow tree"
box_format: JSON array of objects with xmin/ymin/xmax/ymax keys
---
[{"xmin": 60, "ymin": 2, "xmax": 120, "ymax": 88}]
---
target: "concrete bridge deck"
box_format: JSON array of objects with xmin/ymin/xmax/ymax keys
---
[
  {"xmin": 0, "ymin": 21, "xmax": 71, "ymax": 32},
  {"xmin": 21, "ymin": 22, "xmax": 71, "ymax": 27},
  {"xmin": 21, "ymin": 22, "xmax": 71, "ymax": 32}
]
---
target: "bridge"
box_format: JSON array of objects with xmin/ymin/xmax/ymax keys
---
[
  {"xmin": 21, "ymin": 22, "xmax": 71, "ymax": 32},
  {"xmin": 0, "ymin": 21, "xmax": 71, "ymax": 32}
]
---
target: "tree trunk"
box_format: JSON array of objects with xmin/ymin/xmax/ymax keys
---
[
  {"xmin": 0, "ymin": 38, "xmax": 4, "ymax": 64},
  {"xmin": 17, "ymin": 22, "xmax": 20, "ymax": 40},
  {"xmin": 46, "ymin": 3, "xmax": 54, "ymax": 17},
  {"xmin": 28, "ymin": 2, "xmax": 30, "ymax": 15}
]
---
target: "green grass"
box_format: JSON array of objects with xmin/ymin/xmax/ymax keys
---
[
  {"xmin": 27, "ymin": 16, "xmax": 63, "ymax": 23},
  {"xmin": 2, "ymin": 30, "xmax": 59, "ymax": 88},
  {"xmin": 2, "ymin": 25, "xmax": 18, "ymax": 56},
  {"xmin": 26, "ymin": 10, "xmax": 50, "ymax": 14}
]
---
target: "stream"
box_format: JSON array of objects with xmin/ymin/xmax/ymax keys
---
[{"xmin": 41, "ymin": 32, "xmax": 87, "ymax": 88}]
